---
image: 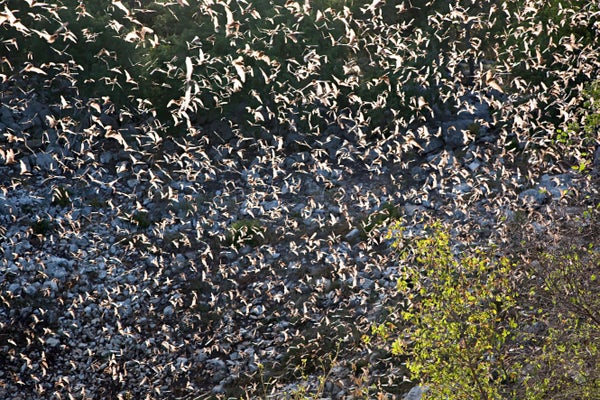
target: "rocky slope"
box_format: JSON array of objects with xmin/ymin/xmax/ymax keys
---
[{"xmin": 0, "ymin": 80, "xmax": 597, "ymax": 399}]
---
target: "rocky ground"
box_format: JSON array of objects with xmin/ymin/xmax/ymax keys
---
[{"xmin": 0, "ymin": 82, "xmax": 598, "ymax": 399}]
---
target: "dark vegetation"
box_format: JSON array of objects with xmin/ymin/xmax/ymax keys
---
[{"xmin": 2, "ymin": 0, "xmax": 597, "ymax": 153}]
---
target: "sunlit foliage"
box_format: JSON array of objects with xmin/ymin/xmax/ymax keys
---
[{"xmin": 384, "ymin": 217, "xmax": 599, "ymax": 399}]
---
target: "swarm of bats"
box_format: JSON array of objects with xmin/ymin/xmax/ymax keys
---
[{"xmin": 0, "ymin": 0, "xmax": 598, "ymax": 398}]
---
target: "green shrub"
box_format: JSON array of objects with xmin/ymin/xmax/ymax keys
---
[
  {"xmin": 387, "ymin": 221, "xmax": 519, "ymax": 399},
  {"xmin": 360, "ymin": 202, "xmax": 401, "ymax": 240},
  {"xmin": 88, "ymin": 197, "xmax": 107, "ymax": 209},
  {"xmin": 51, "ymin": 186, "xmax": 71, "ymax": 207},
  {"xmin": 385, "ymin": 217, "xmax": 600, "ymax": 399},
  {"xmin": 225, "ymin": 219, "xmax": 265, "ymax": 248},
  {"xmin": 131, "ymin": 211, "xmax": 152, "ymax": 229},
  {"xmin": 520, "ymin": 246, "xmax": 600, "ymax": 399},
  {"xmin": 31, "ymin": 218, "xmax": 55, "ymax": 235}
]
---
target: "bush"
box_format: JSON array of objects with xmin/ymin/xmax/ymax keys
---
[
  {"xmin": 385, "ymin": 217, "xmax": 600, "ymax": 399},
  {"xmin": 387, "ymin": 221, "xmax": 519, "ymax": 399},
  {"xmin": 51, "ymin": 186, "xmax": 71, "ymax": 207},
  {"xmin": 131, "ymin": 211, "xmax": 152, "ymax": 229},
  {"xmin": 520, "ymin": 246, "xmax": 600, "ymax": 399},
  {"xmin": 30, "ymin": 218, "xmax": 55, "ymax": 235},
  {"xmin": 360, "ymin": 202, "xmax": 401, "ymax": 240},
  {"xmin": 225, "ymin": 219, "xmax": 265, "ymax": 248}
]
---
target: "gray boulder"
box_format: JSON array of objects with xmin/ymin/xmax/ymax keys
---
[
  {"xmin": 442, "ymin": 119, "xmax": 473, "ymax": 149},
  {"xmin": 519, "ymin": 188, "xmax": 549, "ymax": 206},
  {"xmin": 404, "ymin": 386, "xmax": 427, "ymax": 400}
]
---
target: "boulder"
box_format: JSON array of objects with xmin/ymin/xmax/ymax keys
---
[
  {"xmin": 404, "ymin": 385, "xmax": 427, "ymax": 400},
  {"xmin": 442, "ymin": 119, "xmax": 473, "ymax": 149},
  {"xmin": 519, "ymin": 188, "xmax": 549, "ymax": 206},
  {"xmin": 31, "ymin": 152, "xmax": 59, "ymax": 172}
]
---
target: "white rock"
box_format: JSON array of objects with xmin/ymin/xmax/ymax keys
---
[
  {"xmin": 43, "ymin": 280, "xmax": 58, "ymax": 293},
  {"xmin": 404, "ymin": 386, "xmax": 427, "ymax": 400},
  {"xmin": 345, "ymin": 228, "xmax": 361, "ymax": 241},
  {"xmin": 163, "ymin": 305, "xmax": 174, "ymax": 317},
  {"xmin": 468, "ymin": 160, "xmax": 481, "ymax": 171},
  {"xmin": 23, "ymin": 283, "xmax": 38, "ymax": 296},
  {"xmin": 251, "ymin": 305, "xmax": 264, "ymax": 316}
]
